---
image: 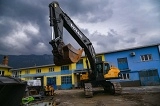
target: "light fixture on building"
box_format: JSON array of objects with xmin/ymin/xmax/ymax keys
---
[{"xmin": 130, "ymin": 52, "xmax": 135, "ymax": 56}]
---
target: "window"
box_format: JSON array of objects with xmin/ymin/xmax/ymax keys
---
[
  {"xmin": 12, "ymin": 71, "xmax": 18, "ymax": 77},
  {"xmin": 49, "ymin": 67, "xmax": 54, "ymax": 72},
  {"xmin": 117, "ymin": 57, "xmax": 129, "ymax": 70},
  {"xmin": 12, "ymin": 71, "xmax": 21, "ymax": 78},
  {"xmin": 96, "ymin": 56, "xmax": 102, "ymax": 62},
  {"xmin": 61, "ymin": 76, "xmax": 72, "ymax": 84},
  {"xmin": 15, "ymin": 70, "xmax": 22, "ymax": 78},
  {"xmin": 25, "ymin": 69, "xmax": 30, "ymax": 74},
  {"xmin": 61, "ymin": 65, "xmax": 69, "ymax": 70},
  {"xmin": 121, "ymin": 73, "xmax": 129, "ymax": 79},
  {"xmin": 117, "ymin": 58, "xmax": 127, "ymax": 64},
  {"xmin": 12, "ymin": 71, "xmax": 16, "ymax": 77},
  {"xmin": 140, "ymin": 54, "xmax": 152, "ymax": 61},
  {"xmin": 19, "ymin": 71, "xmax": 21, "ymax": 77},
  {"xmin": 96, "ymin": 63, "xmax": 103, "ymax": 73},
  {"xmin": 36, "ymin": 69, "xmax": 41, "ymax": 73},
  {"xmin": 0, "ymin": 70, "xmax": 5, "ymax": 76},
  {"xmin": 104, "ymin": 63, "xmax": 110, "ymax": 74},
  {"xmin": 77, "ymin": 59, "xmax": 83, "ymax": 64}
]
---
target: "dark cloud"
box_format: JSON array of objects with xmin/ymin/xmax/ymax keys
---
[
  {"xmin": 1, "ymin": 0, "xmax": 45, "ymax": 23},
  {"xmin": 58, "ymin": 0, "xmax": 113, "ymax": 23},
  {"xmin": 0, "ymin": 0, "xmax": 52, "ymax": 55},
  {"xmin": 0, "ymin": 0, "xmax": 160, "ymax": 55}
]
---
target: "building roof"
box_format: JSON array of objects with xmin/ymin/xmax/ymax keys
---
[
  {"xmin": 0, "ymin": 64, "xmax": 12, "ymax": 69},
  {"xmin": 11, "ymin": 64, "xmax": 55, "ymax": 71},
  {"xmin": 81, "ymin": 43, "xmax": 160, "ymax": 57},
  {"xmin": 97, "ymin": 43, "xmax": 160, "ymax": 55}
]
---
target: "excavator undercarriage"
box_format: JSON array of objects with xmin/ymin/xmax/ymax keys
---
[{"xmin": 84, "ymin": 81, "xmax": 122, "ymax": 97}]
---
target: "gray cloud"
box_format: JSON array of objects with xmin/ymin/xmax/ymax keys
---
[
  {"xmin": 58, "ymin": 0, "xmax": 113, "ymax": 23},
  {"xmin": 0, "ymin": 0, "xmax": 160, "ymax": 55},
  {"xmin": 0, "ymin": 0, "xmax": 52, "ymax": 55}
]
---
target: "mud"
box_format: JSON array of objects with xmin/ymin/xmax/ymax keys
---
[{"xmin": 54, "ymin": 86, "xmax": 160, "ymax": 106}]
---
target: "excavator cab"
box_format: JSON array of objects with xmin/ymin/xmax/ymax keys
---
[
  {"xmin": 50, "ymin": 40, "xmax": 84, "ymax": 66},
  {"xmin": 95, "ymin": 62, "xmax": 121, "ymax": 80}
]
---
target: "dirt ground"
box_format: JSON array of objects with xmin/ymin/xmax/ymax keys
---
[{"xmin": 54, "ymin": 87, "xmax": 160, "ymax": 106}]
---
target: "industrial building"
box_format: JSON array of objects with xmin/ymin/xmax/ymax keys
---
[{"xmin": 10, "ymin": 44, "xmax": 160, "ymax": 89}]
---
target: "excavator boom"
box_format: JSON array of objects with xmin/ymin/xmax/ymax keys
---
[
  {"xmin": 49, "ymin": 2, "xmax": 84, "ymax": 66},
  {"xmin": 49, "ymin": 1, "xmax": 96, "ymax": 71}
]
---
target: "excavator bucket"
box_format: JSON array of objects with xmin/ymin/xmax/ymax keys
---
[{"xmin": 54, "ymin": 43, "xmax": 84, "ymax": 66}]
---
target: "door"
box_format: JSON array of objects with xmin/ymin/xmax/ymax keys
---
[
  {"xmin": 47, "ymin": 77, "xmax": 57, "ymax": 90},
  {"xmin": 139, "ymin": 69, "xmax": 160, "ymax": 86},
  {"xmin": 61, "ymin": 76, "xmax": 72, "ymax": 89},
  {"xmin": 96, "ymin": 63, "xmax": 104, "ymax": 80},
  {"xmin": 117, "ymin": 57, "xmax": 129, "ymax": 70}
]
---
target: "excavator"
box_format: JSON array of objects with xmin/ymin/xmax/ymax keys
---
[{"xmin": 49, "ymin": 1, "xmax": 122, "ymax": 97}]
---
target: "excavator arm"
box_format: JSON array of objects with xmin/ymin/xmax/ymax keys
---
[{"xmin": 49, "ymin": 1, "xmax": 96, "ymax": 72}]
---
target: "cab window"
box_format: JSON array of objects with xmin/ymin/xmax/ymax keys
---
[{"xmin": 104, "ymin": 63, "xmax": 110, "ymax": 74}]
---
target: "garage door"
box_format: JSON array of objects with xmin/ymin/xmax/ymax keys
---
[
  {"xmin": 139, "ymin": 69, "xmax": 160, "ymax": 86},
  {"xmin": 61, "ymin": 76, "xmax": 72, "ymax": 89}
]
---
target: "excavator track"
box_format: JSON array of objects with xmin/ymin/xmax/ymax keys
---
[
  {"xmin": 84, "ymin": 82, "xmax": 122, "ymax": 97},
  {"xmin": 84, "ymin": 83, "xmax": 93, "ymax": 98},
  {"xmin": 111, "ymin": 82, "xmax": 122, "ymax": 95}
]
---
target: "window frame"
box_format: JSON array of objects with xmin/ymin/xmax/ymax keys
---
[
  {"xmin": 61, "ymin": 65, "xmax": 69, "ymax": 70},
  {"xmin": 49, "ymin": 67, "xmax": 54, "ymax": 72},
  {"xmin": 0, "ymin": 70, "xmax": 5, "ymax": 76},
  {"xmin": 61, "ymin": 76, "xmax": 72, "ymax": 84},
  {"xmin": 121, "ymin": 73, "xmax": 130, "ymax": 80},
  {"xmin": 76, "ymin": 59, "xmax": 83, "ymax": 64},
  {"xmin": 140, "ymin": 54, "xmax": 152, "ymax": 61},
  {"xmin": 15, "ymin": 70, "xmax": 22, "ymax": 78},
  {"xmin": 96, "ymin": 56, "xmax": 102, "ymax": 62},
  {"xmin": 25, "ymin": 69, "xmax": 30, "ymax": 74},
  {"xmin": 36, "ymin": 68, "xmax": 41, "ymax": 73},
  {"xmin": 117, "ymin": 57, "xmax": 127, "ymax": 64}
]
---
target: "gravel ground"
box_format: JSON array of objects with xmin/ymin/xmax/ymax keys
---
[{"xmin": 53, "ymin": 86, "xmax": 160, "ymax": 106}]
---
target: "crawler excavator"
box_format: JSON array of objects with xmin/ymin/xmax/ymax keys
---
[{"xmin": 49, "ymin": 1, "xmax": 122, "ymax": 97}]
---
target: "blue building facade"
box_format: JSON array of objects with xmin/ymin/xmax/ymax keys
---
[
  {"xmin": 11, "ymin": 44, "xmax": 160, "ymax": 89},
  {"xmin": 103, "ymin": 44, "xmax": 160, "ymax": 86}
]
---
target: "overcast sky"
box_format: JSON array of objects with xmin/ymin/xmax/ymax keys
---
[{"xmin": 0, "ymin": 0, "xmax": 160, "ymax": 55}]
